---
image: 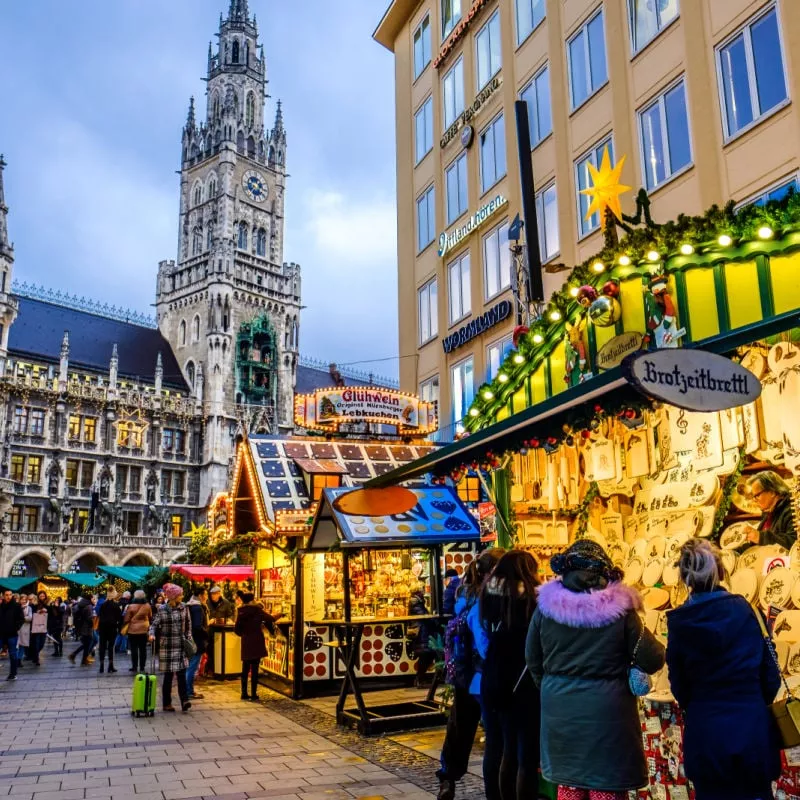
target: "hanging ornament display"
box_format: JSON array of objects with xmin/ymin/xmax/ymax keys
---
[{"xmin": 644, "ymin": 274, "xmax": 685, "ymax": 349}]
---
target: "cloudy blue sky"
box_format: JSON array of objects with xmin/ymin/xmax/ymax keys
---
[{"xmin": 0, "ymin": 1, "xmax": 400, "ymax": 382}]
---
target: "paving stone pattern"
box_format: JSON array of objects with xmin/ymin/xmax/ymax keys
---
[{"xmin": 0, "ymin": 648, "xmax": 485, "ymax": 800}]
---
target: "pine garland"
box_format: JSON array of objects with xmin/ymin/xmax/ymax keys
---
[{"xmin": 712, "ymin": 448, "xmax": 746, "ymax": 540}]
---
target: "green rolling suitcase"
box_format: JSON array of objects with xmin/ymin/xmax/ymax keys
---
[{"xmin": 131, "ymin": 645, "xmax": 157, "ymax": 717}]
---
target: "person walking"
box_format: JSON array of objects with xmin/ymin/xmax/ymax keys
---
[
  {"xmin": 186, "ymin": 587, "xmax": 209, "ymax": 700},
  {"xmin": 478, "ymin": 550, "xmax": 541, "ymax": 800},
  {"xmin": 408, "ymin": 586, "xmax": 437, "ymax": 687},
  {"xmin": 97, "ymin": 589, "xmax": 123, "ymax": 673},
  {"xmin": 149, "ymin": 583, "xmax": 193, "ymax": 712},
  {"xmin": 68, "ymin": 595, "xmax": 96, "ymax": 666},
  {"xmin": 0, "ymin": 588, "xmax": 24, "ymax": 681},
  {"xmin": 666, "ymin": 539, "xmax": 781, "ymax": 800},
  {"xmin": 17, "ymin": 594, "xmax": 32, "ymax": 665},
  {"xmin": 123, "ymin": 590, "xmax": 153, "ymax": 673},
  {"xmin": 442, "ymin": 568, "xmax": 461, "ymax": 616},
  {"xmin": 29, "ymin": 592, "xmax": 49, "ymax": 666},
  {"xmin": 47, "ymin": 598, "xmax": 66, "ymax": 657},
  {"xmin": 437, "ymin": 548, "xmax": 505, "ymax": 800},
  {"xmin": 234, "ymin": 591, "xmax": 276, "ymax": 701},
  {"xmin": 527, "ymin": 540, "xmax": 665, "ymax": 800},
  {"xmin": 115, "ymin": 591, "xmax": 131, "ymax": 655}
]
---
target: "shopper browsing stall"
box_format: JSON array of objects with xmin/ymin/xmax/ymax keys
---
[
  {"xmin": 234, "ymin": 591, "xmax": 276, "ymax": 701},
  {"xmin": 745, "ymin": 470, "xmax": 796, "ymax": 550}
]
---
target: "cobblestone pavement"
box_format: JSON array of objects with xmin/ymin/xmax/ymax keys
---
[{"xmin": 0, "ymin": 646, "xmax": 485, "ymax": 800}]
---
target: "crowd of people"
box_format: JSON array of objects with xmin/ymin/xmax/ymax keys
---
[
  {"xmin": 437, "ymin": 537, "xmax": 782, "ymax": 800},
  {"xmin": 0, "ymin": 581, "xmax": 279, "ymax": 714}
]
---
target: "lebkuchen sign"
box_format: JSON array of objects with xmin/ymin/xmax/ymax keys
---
[
  {"xmin": 443, "ymin": 300, "xmax": 512, "ymax": 354},
  {"xmin": 622, "ymin": 348, "xmax": 762, "ymax": 412}
]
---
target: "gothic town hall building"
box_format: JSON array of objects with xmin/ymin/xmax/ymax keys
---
[{"xmin": 0, "ymin": 1, "xmax": 341, "ymax": 578}]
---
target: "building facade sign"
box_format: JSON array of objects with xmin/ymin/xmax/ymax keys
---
[
  {"xmin": 438, "ymin": 194, "xmax": 508, "ymax": 258},
  {"xmin": 596, "ymin": 332, "xmax": 644, "ymax": 371},
  {"xmin": 440, "ymin": 76, "xmax": 503, "ymax": 149},
  {"xmin": 623, "ymin": 349, "xmax": 762, "ymax": 411},
  {"xmin": 443, "ymin": 300, "xmax": 512, "ymax": 354},
  {"xmin": 434, "ymin": 0, "xmax": 494, "ymax": 69}
]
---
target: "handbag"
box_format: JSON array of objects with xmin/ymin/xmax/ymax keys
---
[
  {"xmin": 120, "ymin": 623, "xmax": 130, "ymax": 636},
  {"xmin": 754, "ymin": 609, "xmax": 800, "ymax": 749},
  {"xmin": 628, "ymin": 620, "xmax": 653, "ymax": 697},
  {"xmin": 183, "ymin": 636, "xmax": 197, "ymax": 658}
]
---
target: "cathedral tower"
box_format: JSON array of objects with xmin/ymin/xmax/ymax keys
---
[
  {"xmin": 156, "ymin": 1, "xmax": 301, "ymax": 500},
  {"xmin": 0, "ymin": 156, "xmax": 19, "ymax": 373}
]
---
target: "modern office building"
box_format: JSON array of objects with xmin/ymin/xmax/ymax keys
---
[{"xmin": 374, "ymin": 0, "xmax": 800, "ymax": 440}]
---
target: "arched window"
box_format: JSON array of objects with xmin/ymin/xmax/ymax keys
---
[
  {"xmin": 179, "ymin": 320, "xmax": 187, "ymax": 347},
  {"xmin": 192, "ymin": 226, "xmax": 202, "ymax": 256},
  {"xmin": 193, "ymin": 184, "xmax": 203, "ymax": 206},
  {"xmin": 186, "ymin": 361, "xmax": 195, "ymax": 389},
  {"xmin": 206, "ymin": 226, "xmax": 213, "ymax": 250},
  {"xmin": 247, "ymin": 136, "xmax": 256, "ymax": 158},
  {"xmin": 237, "ymin": 222, "xmax": 248, "ymax": 250},
  {"xmin": 208, "ymin": 175, "xmax": 217, "ymax": 197},
  {"xmin": 192, "ymin": 315, "xmax": 201, "ymax": 342},
  {"xmin": 232, "ymin": 39, "xmax": 240, "ymax": 63},
  {"xmin": 211, "ymin": 93, "xmax": 220, "ymax": 120},
  {"xmin": 233, "ymin": 92, "xmax": 239, "ymax": 119},
  {"xmin": 244, "ymin": 42, "xmax": 250, "ymax": 64},
  {"xmin": 256, "ymin": 228, "xmax": 266, "ymax": 256},
  {"xmin": 245, "ymin": 92, "xmax": 255, "ymax": 128}
]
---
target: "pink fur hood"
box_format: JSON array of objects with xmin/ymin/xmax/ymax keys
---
[{"xmin": 536, "ymin": 579, "xmax": 642, "ymax": 628}]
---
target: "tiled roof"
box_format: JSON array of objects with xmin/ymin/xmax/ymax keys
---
[{"xmin": 8, "ymin": 296, "xmax": 188, "ymax": 390}]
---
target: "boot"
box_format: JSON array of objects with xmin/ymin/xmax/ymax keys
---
[
  {"xmin": 437, "ymin": 779, "xmax": 455, "ymax": 800},
  {"xmin": 99, "ymin": 662, "xmax": 104, "ymax": 673},
  {"xmin": 108, "ymin": 660, "xmax": 117, "ymax": 673}
]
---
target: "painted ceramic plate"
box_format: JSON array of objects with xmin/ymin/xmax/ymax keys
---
[
  {"xmin": 625, "ymin": 557, "xmax": 644, "ymax": 586},
  {"xmin": 720, "ymin": 549, "xmax": 737, "ymax": 577},
  {"xmin": 741, "ymin": 347, "xmax": 767, "ymax": 380},
  {"xmin": 760, "ymin": 567, "xmax": 794, "ymax": 609},
  {"xmin": 661, "ymin": 561, "xmax": 680, "ymax": 587},
  {"xmin": 642, "ymin": 558, "xmax": 664, "ymax": 588},
  {"xmin": 631, "ymin": 538, "xmax": 649, "ymax": 560},
  {"xmin": 693, "ymin": 507, "xmax": 716, "ymax": 538},
  {"xmin": 606, "ymin": 540, "xmax": 630, "ymax": 567},
  {"xmin": 644, "ymin": 536, "xmax": 666, "ymax": 560},
  {"xmin": 773, "ymin": 611, "xmax": 800, "ymax": 642},
  {"xmin": 730, "ymin": 568, "xmax": 758, "ymax": 603},
  {"xmin": 642, "ymin": 587, "xmax": 670, "ymax": 611},
  {"xmin": 738, "ymin": 547, "xmax": 761, "ymax": 571},
  {"xmin": 720, "ymin": 522, "xmax": 752, "ymax": 550},
  {"xmin": 664, "ymin": 534, "xmax": 689, "ymax": 564},
  {"xmin": 791, "ymin": 541, "xmax": 800, "ymax": 575},
  {"xmin": 788, "ymin": 643, "xmax": 800, "ymax": 676},
  {"xmin": 670, "ymin": 582, "xmax": 689, "ymax": 608},
  {"xmin": 791, "ymin": 579, "xmax": 800, "ymax": 610},
  {"xmin": 583, "ymin": 530, "xmax": 608, "ymax": 550}
]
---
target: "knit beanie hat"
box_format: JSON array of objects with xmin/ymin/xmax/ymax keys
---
[
  {"xmin": 551, "ymin": 539, "xmax": 623, "ymax": 582},
  {"xmin": 163, "ymin": 583, "xmax": 183, "ymax": 601}
]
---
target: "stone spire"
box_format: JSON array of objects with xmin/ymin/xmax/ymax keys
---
[
  {"xmin": 228, "ymin": 0, "xmax": 249, "ymax": 21},
  {"xmin": 58, "ymin": 331, "xmax": 70, "ymax": 388},
  {"xmin": 274, "ymin": 100, "xmax": 284, "ymax": 136},
  {"xmin": 186, "ymin": 97, "xmax": 196, "ymax": 131},
  {"xmin": 0, "ymin": 155, "xmax": 10, "ymax": 255},
  {"xmin": 109, "ymin": 344, "xmax": 118, "ymax": 391},
  {"xmin": 155, "ymin": 352, "xmax": 163, "ymax": 393}
]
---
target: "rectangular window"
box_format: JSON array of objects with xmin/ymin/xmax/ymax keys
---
[
  {"xmin": 420, "ymin": 375, "xmax": 440, "ymax": 406},
  {"xmin": 29, "ymin": 409, "xmax": 45, "ymax": 437},
  {"xmin": 413, "ymin": 15, "xmax": 431, "ymax": 79},
  {"xmin": 717, "ymin": 6, "xmax": 788, "ymax": 139},
  {"xmin": 487, "ymin": 336, "xmax": 514, "ymax": 381},
  {"xmin": 171, "ymin": 514, "xmax": 183, "ymax": 538},
  {"xmin": 12, "ymin": 406, "xmax": 28, "ymax": 435},
  {"xmin": 480, "ymin": 114, "xmax": 506, "ymax": 194},
  {"xmin": 175, "ymin": 430, "xmax": 186, "ymax": 454},
  {"xmin": 75, "ymin": 509, "xmax": 89, "ymax": 533},
  {"xmin": 568, "ymin": 9, "xmax": 608, "ymax": 109},
  {"xmin": 415, "ymin": 96, "xmax": 434, "ymax": 164},
  {"xmin": 639, "ymin": 80, "xmax": 692, "ymax": 191},
  {"xmin": 629, "ymin": 0, "xmax": 678, "ymax": 53},
  {"xmin": 124, "ymin": 511, "xmax": 140, "ymax": 536},
  {"xmin": 739, "ymin": 175, "xmax": 799, "ymax": 208},
  {"xmin": 483, "ymin": 221, "xmax": 511, "ymax": 300},
  {"xmin": 442, "ymin": 0, "xmax": 462, "ymax": 39},
  {"xmin": 516, "ymin": 0, "xmax": 545, "ymax": 44},
  {"xmin": 68, "ymin": 415, "xmax": 81, "ymax": 440},
  {"xmin": 173, "ymin": 472, "xmax": 185, "ymax": 498},
  {"xmin": 443, "ymin": 57, "xmax": 465, "ymax": 129},
  {"xmin": 163, "ymin": 429, "xmax": 175, "ymax": 452},
  {"xmin": 535, "ymin": 183, "xmax": 560, "ymax": 261},
  {"xmin": 576, "ymin": 137, "xmax": 614, "ymax": 237},
  {"xmin": 80, "ymin": 461, "xmax": 94, "ymax": 490},
  {"xmin": 520, "ymin": 66, "xmax": 552, "ymax": 147},
  {"xmin": 476, "ymin": 10, "xmax": 502, "ymax": 89},
  {"xmin": 10, "ymin": 455, "xmax": 24, "ymax": 483},
  {"xmin": 27, "ymin": 456, "xmax": 42, "ymax": 485},
  {"xmin": 83, "ymin": 417, "xmax": 96, "ymax": 443},
  {"xmin": 129, "ymin": 467, "xmax": 142, "ymax": 494},
  {"xmin": 446, "ymin": 152, "xmax": 468, "ymax": 224},
  {"xmin": 10, "ymin": 506, "xmax": 21, "ymax": 531},
  {"xmin": 116, "ymin": 465, "xmax": 128, "ymax": 494},
  {"xmin": 448, "ymin": 252, "xmax": 471, "ymax": 323},
  {"xmin": 418, "ymin": 278, "xmax": 439, "ymax": 345},
  {"xmin": 417, "ymin": 185, "xmax": 436, "ymax": 252},
  {"xmin": 161, "ymin": 471, "xmax": 172, "ymax": 500},
  {"xmin": 451, "ymin": 357, "xmax": 475, "ymax": 430},
  {"xmin": 65, "ymin": 459, "xmax": 79, "ymax": 488},
  {"xmin": 23, "ymin": 506, "xmax": 38, "ymax": 532}
]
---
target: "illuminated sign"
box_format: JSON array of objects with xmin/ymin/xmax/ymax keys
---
[
  {"xmin": 434, "ymin": 0, "xmax": 494, "ymax": 70},
  {"xmin": 441, "ymin": 76, "xmax": 502, "ymax": 148},
  {"xmin": 438, "ymin": 194, "xmax": 508, "ymax": 258},
  {"xmin": 294, "ymin": 387, "xmax": 438, "ymax": 435},
  {"xmin": 442, "ymin": 300, "xmax": 512, "ymax": 353}
]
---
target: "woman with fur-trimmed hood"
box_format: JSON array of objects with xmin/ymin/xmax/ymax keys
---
[{"xmin": 526, "ymin": 540, "xmax": 665, "ymax": 799}]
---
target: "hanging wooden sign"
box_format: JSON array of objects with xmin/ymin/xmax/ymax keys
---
[
  {"xmin": 596, "ymin": 331, "xmax": 644, "ymax": 371},
  {"xmin": 623, "ymin": 348, "xmax": 762, "ymax": 411}
]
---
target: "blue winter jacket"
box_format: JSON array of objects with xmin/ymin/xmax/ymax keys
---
[{"xmin": 462, "ymin": 597, "xmax": 490, "ymax": 696}]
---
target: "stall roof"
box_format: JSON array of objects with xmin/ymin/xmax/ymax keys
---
[
  {"xmin": 306, "ymin": 486, "xmax": 480, "ymax": 550},
  {"xmin": 98, "ymin": 565, "xmax": 155, "ymax": 584},
  {"xmin": 293, "ymin": 458, "xmax": 349, "ymax": 475},
  {"xmin": 169, "ymin": 565, "xmax": 254, "ymax": 581},
  {"xmin": 243, "ymin": 435, "xmax": 438, "ymax": 523},
  {"xmin": 0, "ymin": 576, "xmax": 38, "ymax": 592},
  {"xmin": 57, "ymin": 573, "xmax": 107, "ymax": 588}
]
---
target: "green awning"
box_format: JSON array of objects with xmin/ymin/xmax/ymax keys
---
[
  {"xmin": 0, "ymin": 576, "xmax": 39, "ymax": 592},
  {"xmin": 98, "ymin": 566, "xmax": 154, "ymax": 584},
  {"xmin": 57, "ymin": 573, "xmax": 107, "ymax": 588}
]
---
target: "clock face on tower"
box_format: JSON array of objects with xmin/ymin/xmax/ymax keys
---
[{"xmin": 242, "ymin": 170, "xmax": 268, "ymax": 202}]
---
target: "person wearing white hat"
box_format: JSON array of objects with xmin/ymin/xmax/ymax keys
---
[{"xmin": 208, "ymin": 586, "xmax": 233, "ymax": 623}]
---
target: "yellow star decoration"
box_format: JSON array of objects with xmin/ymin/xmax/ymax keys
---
[
  {"xmin": 186, "ymin": 521, "xmax": 207, "ymax": 538},
  {"xmin": 579, "ymin": 148, "xmax": 631, "ymax": 223}
]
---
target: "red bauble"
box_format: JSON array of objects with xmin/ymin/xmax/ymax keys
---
[
  {"xmin": 602, "ymin": 280, "xmax": 621, "ymax": 298},
  {"xmin": 530, "ymin": 438, "xmax": 540, "ymax": 448},
  {"xmin": 594, "ymin": 404, "xmax": 604, "ymax": 413},
  {"xmin": 512, "ymin": 325, "xmax": 530, "ymax": 348},
  {"xmin": 625, "ymin": 408, "xmax": 637, "ymax": 419},
  {"xmin": 581, "ymin": 429, "xmax": 592, "ymax": 439}
]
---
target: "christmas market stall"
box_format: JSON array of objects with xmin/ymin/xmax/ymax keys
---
[
  {"xmin": 367, "ymin": 161, "xmax": 800, "ymax": 796},
  {"xmin": 303, "ymin": 484, "xmax": 480, "ymax": 734}
]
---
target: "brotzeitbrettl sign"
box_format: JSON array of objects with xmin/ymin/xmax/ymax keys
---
[{"xmin": 622, "ymin": 348, "xmax": 762, "ymax": 411}]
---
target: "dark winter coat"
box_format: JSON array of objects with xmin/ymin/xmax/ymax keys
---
[
  {"xmin": 758, "ymin": 494, "xmax": 796, "ymax": 550},
  {"xmin": 234, "ymin": 602, "xmax": 275, "ymax": 662},
  {"xmin": 98, "ymin": 599, "xmax": 123, "ymax": 634},
  {"xmin": 149, "ymin": 602, "xmax": 191, "ymax": 673},
  {"xmin": 526, "ymin": 580, "xmax": 665, "ymax": 792},
  {"xmin": 187, "ymin": 599, "xmax": 210, "ymax": 655},
  {"xmin": 47, "ymin": 604, "xmax": 66, "ymax": 635},
  {"xmin": 0, "ymin": 598, "xmax": 24, "ymax": 638},
  {"xmin": 666, "ymin": 589, "xmax": 781, "ymax": 800},
  {"xmin": 72, "ymin": 598, "xmax": 95, "ymax": 638},
  {"xmin": 408, "ymin": 591, "xmax": 435, "ymax": 651},
  {"xmin": 208, "ymin": 596, "xmax": 234, "ymax": 622},
  {"xmin": 443, "ymin": 577, "xmax": 461, "ymax": 616}
]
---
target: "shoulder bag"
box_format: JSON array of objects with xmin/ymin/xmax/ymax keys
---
[
  {"xmin": 628, "ymin": 618, "xmax": 653, "ymax": 697},
  {"xmin": 181, "ymin": 608, "xmax": 197, "ymax": 658},
  {"xmin": 754, "ymin": 609, "xmax": 800, "ymax": 749}
]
